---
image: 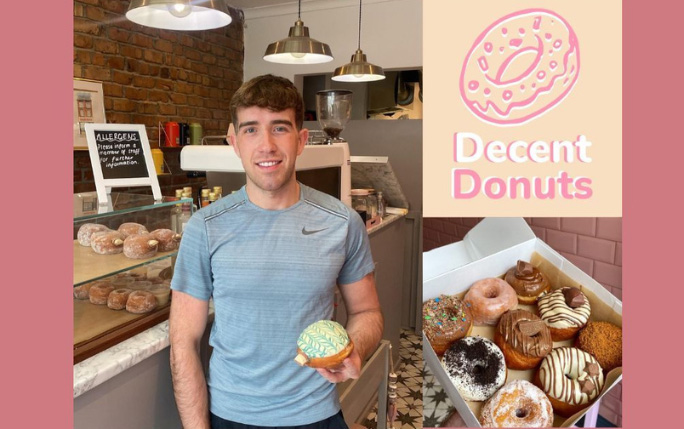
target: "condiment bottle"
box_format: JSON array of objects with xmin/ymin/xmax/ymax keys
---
[{"xmin": 201, "ymin": 188, "xmax": 210, "ymax": 207}]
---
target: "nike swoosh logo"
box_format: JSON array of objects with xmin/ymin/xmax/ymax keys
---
[{"xmin": 302, "ymin": 227, "xmax": 328, "ymax": 235}]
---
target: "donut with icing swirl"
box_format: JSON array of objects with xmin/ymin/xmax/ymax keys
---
[
  {"xmin": 504, "ymin": 260, "xmax": 550, "ymax": 304},
  {"xmin": 294, "ymin": 320, "xmax": 354, "ymax": 369},
  {"xmin": 534, "ymin": 347, "xmax": 604, "ymax": 417},
  {"xmin": 538, "ymin": 286, "xmax": 591, "ymax": 341},
  {"xmin": 494, "ymin": 309, "xmax": 552, "ymax": 370}
]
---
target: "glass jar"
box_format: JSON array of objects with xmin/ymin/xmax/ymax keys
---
[
  {"xmin": 365, "ymin": 189, "xmax": 379, "ymax": 219},
  {"xmin": 351, "ymin": 189, "xmax": 370, "ymax": 222}
]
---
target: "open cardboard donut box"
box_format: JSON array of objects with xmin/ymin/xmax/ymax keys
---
[{"xmin": 423, "ymin": 218, "xmax": 622, "ymax": 427}]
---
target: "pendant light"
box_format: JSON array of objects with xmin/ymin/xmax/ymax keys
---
[
  {"xmin": 332, "ymin": 0, "xmax": 385, "ymax": 82},
  {"xmin": 126, "ymin": 0, "xmax": 232, "ymax": 31},
  {"xmin": 263, "ymin": 0, "xmax": 333, "ymax": 64}
]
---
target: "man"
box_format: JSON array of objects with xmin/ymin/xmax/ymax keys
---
[{"xmin": 169, "ymin": 74, "xmax": 383, "ymax": 429}]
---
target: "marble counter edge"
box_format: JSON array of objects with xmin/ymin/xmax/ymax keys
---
[{"xmin": 367, "ymin": 212, "xmax": 405, "ymax": 235}]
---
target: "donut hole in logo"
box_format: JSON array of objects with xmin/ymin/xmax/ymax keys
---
[{"xmin": 459, "ymin": 9, "xmax": 580, "ymax": 126}]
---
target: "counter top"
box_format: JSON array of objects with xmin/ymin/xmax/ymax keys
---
[{"xmin": 74, "ymin": 212, "xmax": 407, "ymax": 398}]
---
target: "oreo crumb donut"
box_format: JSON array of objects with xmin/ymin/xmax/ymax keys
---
[{"xmin": 441, "ymin": 336, "xmax": 507, "ymax": 401}]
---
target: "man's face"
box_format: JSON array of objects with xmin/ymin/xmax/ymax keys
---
[{"xmin": 231, "ymin": 106, "xmax": 307, "ymax": 198}]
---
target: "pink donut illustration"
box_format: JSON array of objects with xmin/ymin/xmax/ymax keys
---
[{"xmin": 460, "ymin": 9, "xmax": 580, "ymax": 126}]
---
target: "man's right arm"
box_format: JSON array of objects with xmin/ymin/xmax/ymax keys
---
[{"xmin": 169, "ymin": 290, "xmax": 210, "ymax": 429}]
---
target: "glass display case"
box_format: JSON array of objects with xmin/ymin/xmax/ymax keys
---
[{"xmin": 73, "ymin": 192, "xmax": 194, "ymax": 364}]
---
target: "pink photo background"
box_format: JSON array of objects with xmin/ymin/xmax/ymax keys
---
[{"xmin": 424, "ymin": 217, "xmax": 623, "ymax": 426}]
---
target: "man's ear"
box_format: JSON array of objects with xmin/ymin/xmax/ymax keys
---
[
  {"xmin": 297, "ymin": 128, "xmax": 309, "ymax": 156},
  {"xmin": 228, "ymin": 123, "xmax": 240, "ymax": 156}
]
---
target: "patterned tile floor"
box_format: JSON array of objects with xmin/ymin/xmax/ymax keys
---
[
  {"xmin": 422, "ymin": 363, "xmax": 459, "ymax": 428},
  {"xmin": 361, "ymin": 329, "xmax": 424, "ymax": 429}
]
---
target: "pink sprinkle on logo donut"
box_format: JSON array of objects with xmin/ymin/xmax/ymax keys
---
[{"xmin": 460, "ymin": 9, "xmax": 580, "ymax": 126}]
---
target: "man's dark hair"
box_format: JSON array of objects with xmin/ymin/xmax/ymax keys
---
[{"xmin": 229, "ymin": 74, "xmax": 305, "ymax": 130}]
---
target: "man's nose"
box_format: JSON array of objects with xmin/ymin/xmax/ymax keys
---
[{"xmin": 257, "ymin": 133, "xmax": 277, "ymax": 152}]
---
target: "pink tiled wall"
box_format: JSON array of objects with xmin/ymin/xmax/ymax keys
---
[{"xmin": 423, "ymin": 217, "xmax": 623, "ymax": 426}]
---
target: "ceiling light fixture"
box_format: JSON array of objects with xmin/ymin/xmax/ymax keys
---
[
  {"xmin": 126, "ymin": 0, "xmax": 232, "ymax": 31},
  {"xmin": 332, "ymin": 0, "xmax": 385, "ymax": 82},
  {"xmin": 263, "ymin": 0, "xmax": 334, "ymax": 64}
]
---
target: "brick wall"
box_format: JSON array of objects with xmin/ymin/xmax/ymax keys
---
[
  {"xmin": 423, "ymin": 217, "xmax": 623, "ymax": 426},
  {"xmin": 73, "ymin": 0, "xmax": 245, "ymax": 197}
]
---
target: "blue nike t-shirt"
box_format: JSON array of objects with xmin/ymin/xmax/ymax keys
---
[{"xmin": 171, "ymin": 183, "xmax": 375, "ymax": 425}]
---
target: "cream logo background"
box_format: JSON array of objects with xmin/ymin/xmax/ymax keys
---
[
  {"xmin": 424, "ymin": 0, "xmax": 621, "ymax": 216},
  {"xmin": 460, "ymin": 9, "xmax": 580, "ymax": 126}
]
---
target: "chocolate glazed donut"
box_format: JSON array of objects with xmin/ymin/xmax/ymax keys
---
[{"xmin": 494, "ymin": 309, "xmax": 552, "ymax": 370}]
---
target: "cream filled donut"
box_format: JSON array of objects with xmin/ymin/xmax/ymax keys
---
[
  {"xmin": 441, "ymin": 336, "xmax": 507, "ymax": 401},
  {"xmin": 460, "ymin": 9, "xmax": 580, "ymax": 125},
  {"xmin": 534, "ymin": 347, "xmax": 604, "ymax": 417},
  {"xmin": 480, "ymin": 380, "xmax": 554, "ymax": 428},
  {"xmin": 463, "ymin": 278, "xmax": 518, "ymax": 326},
  {"xmin": 294, "ymin": 320, "xmax": 354, "ymax": 369}
]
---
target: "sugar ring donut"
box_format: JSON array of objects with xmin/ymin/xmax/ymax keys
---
[
  {"xmin": 480, "ymin": 380, "xmax": 554, "ymax": 427},
  {"xmin": 460, "ymin": 9, "xmax": 580, "ymax": 125}
]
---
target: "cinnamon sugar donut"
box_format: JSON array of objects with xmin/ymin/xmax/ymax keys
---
[
  {"xmin": 534, "ymin": 347, "xmax": 604, "ymax": 417},
  {"xmin": 89, "ymin": 282, "xmax": 115, "ymax": 305},
  {"xmin": 90, "ymin": 231, "xmax": 125, "ymax": 255},
  {"xmin": 423, "ymin": 294, "xmax": 473, "ymax": 356},
  {"xmin": 463, "ymin": 278, "xmax": 518, "ymax": 326},
  {"xmin": 73, "ymin": 283, "xmax": 93, "ymax": 300},
  {"xmin": 494, "ymin": 309, "xmax": 552, "ymax": 370},
  {"xmin": 504, "ymin": 260, "xmax": 550, "ymax": 304},
  {"xmin": 123, "ymin": 233, "xmax": 159, "ymax": 259},
  {"xmin": 441, "ymin": 336, "xmax": 507, "ymax": 401},
  {"xmin": 150, "ymin": 228, "xmax": 182, "ymax": 252},
  {"xmin": 460, "ymin": 9, "xmax": 580, "ymax": 125},
  {"xmin": 538, "ymin": 287, "xmax": 590, "ymax": 340},
  {"xmin": 125, "ymin": 290, "xmax": 158, "ymax": 314},
  {"xmin": 118, "ymin": 222, "xmax": 148, "ymax": 238},
  {"xmin": 480, "ymin": 380, "xmax": 554, "ymax": 427},
  {"xmin": 107, "ymin": 288, "xmax": 132, "ymax": 310},
  {"xmin": 576, "ymin": 321, "xmax": 622, "ymax": 372},
  {"xmin": 77, "ymin": 223, "xmax": 111, "ymax": 247}
]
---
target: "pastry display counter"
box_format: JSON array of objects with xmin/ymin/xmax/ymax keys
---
[{"xmin": 73, "ymin": 192, "xmax": 192, "ymax": 364}]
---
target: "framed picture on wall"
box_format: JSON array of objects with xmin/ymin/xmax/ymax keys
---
[{"xmin": 73, "ymin": 78, "xmax": 106, "ymax": 149}]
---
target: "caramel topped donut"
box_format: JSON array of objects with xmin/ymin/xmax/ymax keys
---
[
  {"xmin": 463, "ymin": 278, "xmax": 518, "ymax": 326},
  {"xmin": 504, "ymin": 260, "xmax": 550, "ymax": 304},
  {"xmin": 538, "ymin": 287, "xmax": 591, "ymax": 340},
  {"xmin": 494, "ymin": 309, "xmax": 552, "ymax": 370},
  {"xmin": 576, "ymin": 321, "xmax": 622, "ymax": 372},
  {"xmin": 423, "ymin": 294, "xmax": 473, "ymax": 356},
  {"xmin": 534, "ymin": 347, "xmax": 604, "ymax": 417},
  {"xmin": 480, "ymin": 380, "xmax": 554, "ymax": 428},
  {"xmin": 441, "ymin": 336, "xmax": 507, "ymax": 401}
]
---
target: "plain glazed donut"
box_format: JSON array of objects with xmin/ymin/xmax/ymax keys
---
[
  {"xmin": 294, "ymin": 320, "xmax": 354, "ymax": 369},
  {"xmin": 441, "ymin": 336, "xmax": 507, "ymax": 401},
  {"xmin": 494, "ymin": 309, "xmax": 552, "ymax": 370},
  {"xmin": 77, "ymin": 223, "xmax": 111, "ymax": 247},
  {"xmin": 460, "ymin": 9, "xmax": 580, "ymax": 125},
  {"xmin": 538, "ymin": 287, "xmax": 591, "ymax": 340},
  {"xmin": 125, "ymin": 290, "xmax": 158, "ymax": 314},
  {"xmin": 534, "ymin": 347, "xmax": 604, "ymax": 417},
  {"xmin": 107, "ymin": 288, "xmax": 132, "ymax": 310},
  {"xmin": 480, "ymin": 380, "xmax": 554, "ymax": 427},
  {"xmin": 504, "ymin": 260, "xmax": 550, "ymax": 304},
  {"xmin": 423, "ymin": 294, "xmax": 473, "ymax": 356},
  {"xmin": 150, "ymin": 228, "xmax": 182, "ymax": 252},
  {"xmin": 463, "ymin": 278, "xmax": 518, "ymax": 326}
]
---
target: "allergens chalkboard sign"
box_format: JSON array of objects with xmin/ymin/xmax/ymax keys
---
[{"xmin": 85, "ymin": 123, "xmax": 162, "ymax": 205}]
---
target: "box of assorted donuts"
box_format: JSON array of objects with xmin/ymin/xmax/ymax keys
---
[{"xmin": 423, "ymin": 218, "xmax": 622, "ymax": 427}]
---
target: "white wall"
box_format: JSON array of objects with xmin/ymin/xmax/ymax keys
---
[{"xmin": 243, "ymin": 0, "xmax": 422, "ymax": 82}]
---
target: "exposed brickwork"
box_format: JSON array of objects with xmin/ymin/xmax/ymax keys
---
[{"xmin": 73, "ymin": 0, "xmax": 244, "ymax": 198}]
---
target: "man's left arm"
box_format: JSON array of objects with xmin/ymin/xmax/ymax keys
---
[{"xmin": 317, "ymin": 272, "xmax": 383, "ymax": 383}]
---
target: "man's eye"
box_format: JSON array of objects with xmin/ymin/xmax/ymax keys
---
[
  {"xmin": 243, "ymin": 127, "xmax": 256, "ymax": 134},
  {"xmin": 274, "ymin": 126, "xmax": 288, "ymax": 132}
]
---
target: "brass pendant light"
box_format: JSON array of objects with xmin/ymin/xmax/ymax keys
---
[
  {"xmin": 126, "ymin": 0, "xmax": 232, "ymax": 31},
  {"xmin": 263, "ymin": 0, "xmax": 334, "ymax": 64},
  {"xmin": 332, "ymin": 0, "xmax": 385, "ymax": 82}
]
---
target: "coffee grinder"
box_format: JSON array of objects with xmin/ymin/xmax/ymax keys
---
[{"xmin": 315, "ymin": 89, "xmax": 353, "ymax": 144}]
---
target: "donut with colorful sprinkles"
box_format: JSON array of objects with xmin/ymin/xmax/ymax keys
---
[{"xmin": 423, "ymin": 294, "xmax": 473, "ymax": 356}]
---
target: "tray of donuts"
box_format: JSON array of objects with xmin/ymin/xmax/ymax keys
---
[{"xmin": 423, "ymin": 250, "xmax": 622, "ymax": 428}]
